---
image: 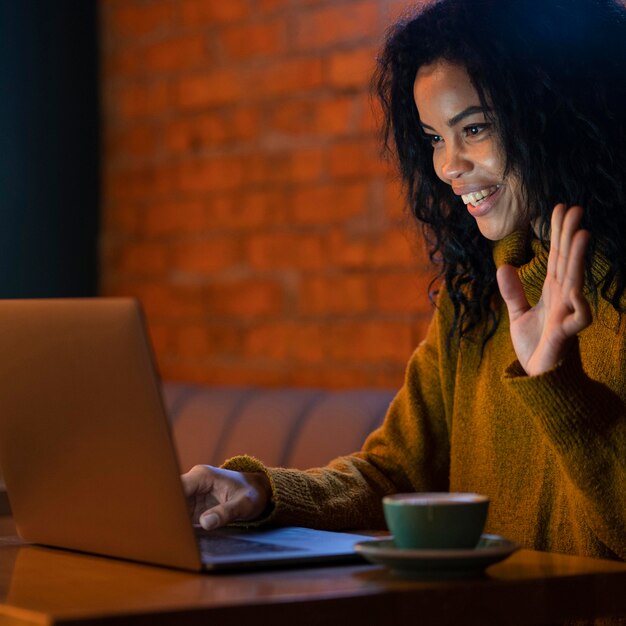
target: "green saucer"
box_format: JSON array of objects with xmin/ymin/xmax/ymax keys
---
[{"xmin": 354, "ymin": 534, "xmax": 519, "ymax": 580}]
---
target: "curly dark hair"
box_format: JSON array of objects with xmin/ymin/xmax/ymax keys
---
[{"xmin": 375, "ymin": 0, "xmax": 626, "ymax": 343}]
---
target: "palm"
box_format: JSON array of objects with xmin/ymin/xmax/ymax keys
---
[{"xmin": 497, "ymin": 205, "xmax": 591, "ymax": 376}]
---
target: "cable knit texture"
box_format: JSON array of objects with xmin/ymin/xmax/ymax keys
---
[{"xmin": 223, "ymin": 230, "xmax": 626, "ymax": 561}]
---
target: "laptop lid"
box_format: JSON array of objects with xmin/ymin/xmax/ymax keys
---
[
  {"xmin": 0, "ymin": 298, "xmax": 369, "ymax": 571},
  {"xmin": 0, "ymin": 298, "xmax": 203, "ymax": 570}
]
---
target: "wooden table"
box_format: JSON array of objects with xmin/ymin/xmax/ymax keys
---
[{"xmin": 0, "ymin": 518, "xmax": 624, "ymax": 626}]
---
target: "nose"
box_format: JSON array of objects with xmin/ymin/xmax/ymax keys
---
[{"xmin": 440, "ymin": 143, "xmax": 472, "ymax": 180}]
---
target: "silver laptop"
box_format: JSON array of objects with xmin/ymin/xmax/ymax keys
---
[{"xmin": 0, "ymin": 298, "xmax": 371, "ymax": 571}]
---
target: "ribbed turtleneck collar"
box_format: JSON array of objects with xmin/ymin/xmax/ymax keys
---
[
  {"xmin": 491, "ymin": 229, "xmax": 548, "ymax": 307},
  {"xmin": 492, "ymin": 229, "xmax": 614, "ymax": 309}
]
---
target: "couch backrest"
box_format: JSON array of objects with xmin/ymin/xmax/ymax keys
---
[{"xmin": 163, "ymin": 383, "xmax": 395, "ymax": 471}]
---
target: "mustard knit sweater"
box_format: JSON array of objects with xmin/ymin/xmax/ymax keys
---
[{"xmin": 224, "ymin": 231, "xmax": 626, "ymax": 561}]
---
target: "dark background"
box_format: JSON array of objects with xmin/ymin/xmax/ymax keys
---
[{"xmin": 0, "ymin": 0, "xmax": 100, "ymax": 297}]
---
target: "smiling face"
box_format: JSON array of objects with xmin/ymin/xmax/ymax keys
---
[{"xmin": 413, "ymin": 60, "xmax": 528, "ymax": 241}]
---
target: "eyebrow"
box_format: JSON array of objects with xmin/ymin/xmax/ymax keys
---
[{"xmin": 420, "ymin": 105, "xmax": 491, "ymax": 131}]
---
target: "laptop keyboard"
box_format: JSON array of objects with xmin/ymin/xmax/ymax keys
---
[{"xmin": 195, "ymin": 530, "xmax": 303, "ymax": 557}]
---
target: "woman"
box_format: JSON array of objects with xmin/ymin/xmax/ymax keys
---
[{"xmin": 182, "ymin": 0, "xmax": 626, "ymax": 561}]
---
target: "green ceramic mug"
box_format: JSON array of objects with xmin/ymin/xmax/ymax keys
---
[{"xmin": 383, "ymin": 492, "xmax": 489, "ymax": 550}]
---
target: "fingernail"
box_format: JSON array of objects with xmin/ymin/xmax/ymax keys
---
[{"xmin": 200, "ymin": 513, "xmax": 219, "ymax": 531}]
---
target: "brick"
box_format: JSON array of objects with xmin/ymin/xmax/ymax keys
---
[
  {"xmin": 142, "ymin": 199, "xmax": 210, "ymax": 237},
  {"xmin": 256, "ymin": 0, "xmax": 290, "ymax": 14},
  {"xmin": 383, "ymin": 0, "xmax": 421, "ymax": 26},
  {"xmin": 411, "ymin": 315, "xmax": 432, "ymax": 347},
  {"xmin": 180, "ymin": 0, "xmax": 250, "ymax": 26},
  {"xmin": 384, "ymin": 179, "xmax": 408, "ymax": 222},
  {"xmin": 315, "ymin": 95, "xmax": 359, "ymax": 136},
  {"xmin": 206, "ymin": 279, "xmax": 285, "ymax": 317},
  {"xmin": 329, "ymin": 139, "xmax": 389, "ymax": 179},
  {"xmin": 244, "ymin": 323, "xmax": 294, "ymax": 360},
  {"xmin": 145, "ymin": 321, "xmax": 173, "ymax": 356},
  {"xmin": 246, "ymin": 148, "xmax": 325, "ymax": 186},
  {"xmin": 117, "ymin": 242, "xmax": 169, "ymax": 276},
  {"xmin": 268, "ymin": 100, "xmax": 316, "ymax": 135},
  {"xmin": 198, "ymin": 363, "xmax": 288, "ymax": 388},
  {"xmin": 369, "ymin": 364, "xmax": 406, "ymax": 390},
  {"xmin": 246, "ymin": 232, "xmax": 326, "ymax": 270},
  {"xmin": 110, "ymin": 3, "xmax": 173, "ymax": 38},
  {"xmin": 99, "ymin": 198, "xmax": 142, "ymax": 235},
  {"xmin": 291, "ymin": 148, "xmax": 326, "ymax": 183},
  {"xmin": 175, "ymin": 71, "xmax": 242, "ymax": 110},
  {"xmin": 172, "ymin": 237, "xmax": 241, "ymax": 275},
  {"xmin": 174, "ymin": 324, "xmax": 244, "ymax": 358},
  {"xmin": 327, "ymin": 227, "xmax": 371, "ymax": 269},
  {"xmin": 111, "ymin": 282, "xmax": 206, "ymax": 320},
  {"xmin": 294, "ymin": 2, "xmax": 378, "ymax": 51},
  {"xmin": 166, "ymin": 108, "xmax": 259, "ymax": 154},
  {"xmin": 269, "ymin": 95, "xmax": 359, "ymax": 138},
  {"xmin": 371, "ymin": 228, "xmax": 424, "ymax": 268},
  {"xmin": 291, "ymin": 364, "xmax": 380, "ymax": 389},
  {"xmin": 327, "ymin": 321, "xmax": 413, "ymax": 363},
  {"xmin": 245, "ymin": 322, "xmax": 327, "ymax": 364},
  {"xmin": 178, "ymin": 156, "xmax": 246, "ymax": 193},
  {"xmin": 372, "ymin": 271, "xmax": 434, "ymax": 314},
  {"xmin": 115, "ymin": 80, "xmax": 170, "ymax": 119},
  {"xmin": 291, "ymin": 324, "xmax": 327, "ymax": 364},
  {"xmin": 327, "ymin": 46, "xmax": 377, "ymax": 89},
  {"xmin": 210, "ymin": 189, "xmax": 288, "ymax": 230},
  {"xmin": 99, "ymin": 0, "xmax": 435, "ymax": 391},
  {"xmin": 220, "ymin": 19, "xmax": 287, "ymax": 60},
  {"xmin": 143, "ymin": 35, "xmax": 210, "ymax": 74},
  {"xmin": 102, "ymin": 46, "xmax": 144, "ymax": 79},
  {"xmin": 106, "ymin": 163, "xmax": 178, "ymax": 201},
  {"xmin": 361, "ymin": 90, "xmax": 383, "ymax": 133},
  {"xmin": 297, "ymin": 274, "xmax": 370, "ymax": 315},
  {"xmin": 252, "ymin": 58, "xmax": 324, "ymax": 97},
  {"xmin": 290, "ymin": 182, "xmax": 368, "ymax": 225},
  {"xmin": 105, "ymin": 125, "xmax": 159, "ymax": 159}
]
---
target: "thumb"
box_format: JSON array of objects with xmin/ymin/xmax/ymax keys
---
[
  {"xmin": 199, "ymin": 497, "xmax": 249, "ymax": 531},
  {"xmin": 496, "ymin": 264, "xmax": 530, "ymax": 323}
]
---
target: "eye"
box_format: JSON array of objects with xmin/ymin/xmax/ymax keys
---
[
  {"xmin": 422, "ymin": 133, "xmax": 443, "ymax": 147},
  {"xmin": 463, "ymin": 123, "xmax": 491, "ymax": 138}
]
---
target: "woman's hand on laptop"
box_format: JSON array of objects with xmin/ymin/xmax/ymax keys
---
[{"xmin": 181, "ymin": 465, "xmax": 271, "ymax": 531}]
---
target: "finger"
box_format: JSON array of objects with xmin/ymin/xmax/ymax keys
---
[
  {"xmin": 180, "ymin": 472, "xmax": 199, "ymax": 498},
  {"xmin": 181, "ymin": 465, "xmax": 216, "ymax": 498},
  {"xmin": 199, "ymin": 508, "xmax": 224, "ymax": 531},
  {"xmin": 562, "ymin": 289, "xmax": 592, "ymax": 336},
  {"xmin": 497, "ymin": 265, "xmax": 530, "ymax": 322},
  {"xmin": 547, "ymin": 203, "xmax": 566, "ymax": 279},
  {"xmin": 562, "ymin": 228, "xmax": 589, "ymax": 296},
  {"xmin": 556, "ymin": 205, "xmax": 584, "ymax": 283},
  {"xmin": 199, "ymin": 495, "xmax": 252, "ymax": 531}
]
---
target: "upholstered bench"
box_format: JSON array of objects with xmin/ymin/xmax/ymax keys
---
[{"xmin": 163, "ymin": 383, "xmax": 395, "ymax": 472}]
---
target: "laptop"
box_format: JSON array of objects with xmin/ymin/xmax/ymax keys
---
[{"xmin": 0, "ymin": 298, "xmax": 372, "ymax": 571}]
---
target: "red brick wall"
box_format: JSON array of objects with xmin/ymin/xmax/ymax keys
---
[{"xmin": 99, "ymin": 0, "xmax": 434, "ymax": 389}]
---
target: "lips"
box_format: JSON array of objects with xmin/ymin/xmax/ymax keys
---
[
  {"xmin": 460, "ymin": 186, "xmax": 499, "ymax": 207},
  {"xmin": 463, "ymin": 185, "xmax": 504, "ymax": 218}
]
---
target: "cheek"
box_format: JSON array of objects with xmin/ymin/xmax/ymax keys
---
[
  {"xmin": 432, "ymin": 150, "xmax": 447, "ymax": 182},
  {"xmin": 478, "ymin": 143, "xmax": 505, "ymax": 177}
]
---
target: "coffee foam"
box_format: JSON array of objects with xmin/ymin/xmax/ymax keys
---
[{"xmin": 386, "ymin": 492, "xmax": 488, "ymax": 506}]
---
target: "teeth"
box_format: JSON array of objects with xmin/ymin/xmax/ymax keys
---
[{"xmin": 461, "ymin": 186, "xmax": 498, "ymax": 206}]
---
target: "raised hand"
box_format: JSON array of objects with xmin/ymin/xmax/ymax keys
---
[
  {"xmin": 496, "ymin": 204, "xmax": 592, "ymax": 376},
  {"xmin": 181, "ymin": 465, "xmax": 271, "ymax": 531}
]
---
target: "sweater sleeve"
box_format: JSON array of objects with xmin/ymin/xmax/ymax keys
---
[
  {"xmin": 221, "ymin": 305, "xmax": 452, "ymax": 531},
  {"xmin": 503, "ymin": 340, "xmax": 626, "ymax": 560}
]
